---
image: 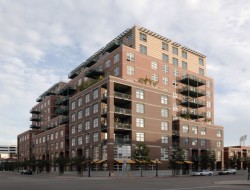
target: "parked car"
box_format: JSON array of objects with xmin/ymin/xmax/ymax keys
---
[
  {"xmin": 20, "ymin": 170, "xmax": 33, "ymax": 175},
  {"xmin": 218, "ymin": 169, "xmax": 236, "ymax": 175},
  {"xmin": 192, "ymin": 170, "xmax": 213, "ymax": 176}
]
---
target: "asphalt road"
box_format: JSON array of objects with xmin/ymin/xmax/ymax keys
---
[{"xmin": 0, "ymin": 171, "xmax": 249, "ymax": 190}]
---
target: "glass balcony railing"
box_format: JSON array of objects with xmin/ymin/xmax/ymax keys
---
[
  {"xmin": 114, "ymin": 122, "xmax": 131, "ymax": 130},
  {"xmin": 179, "ymin": 74, "xmax": 206, "ymax": 87},
  {"xmin": 114, "ymin": 92, "xmax": 131, "ymax": 100},
  {"xmin": 114, "ymin": 107, "xmax": 131, "ymax": 115}
]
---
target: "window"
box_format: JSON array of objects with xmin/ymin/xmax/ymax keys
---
[
  {"xmin": 162, "ymin": 42, "xmax": 168, "ymax": 51},
  {"xmin": 55, "ymin": 142, "xmax": 58, "ymax": 150},
  {"xmin": 93, "ymin": 89, "xmax": 98, "ymax": 99},
  {"xmin": 201, "ymin": 128, "xmax": 206, "ymax": 135},
  {"xmin": 71, "ymin": 113, "xmax": 76, "ymax": 122},
  {"xmin": 216, "ymin": 151, "xmax": 222, "ymax": 161},
  {"xmin": 207, "ymin": 111, "xmax": 212, "ymax": 118},
  {"xmin": 206, "ymin": 91, "xmax": 211, "ymax": 97},
  {"xmin": 199, "ymin": 68, "xmax": 204, "ymax": 76},
  {"xmin": 207, "ymin": 101, "xmax": 211, "ymax": 108},
  {"xmin": 162, "ymin": 77, "xmax": 168, "ymax": 85},
  {"xmin": 201, "ymin": 139, "xmax": 206, "ymax": 146},
  {"xmin": 127, "ymin": 52, "xmax": 135, "ymax": 61},
  {"xmin": 78, "ymin": 123, "xmax": 82, "ymax": 133},
  {"xmin": 114, "ymin": 67, "xmax": 120, "ymax": 76},
  {"xmin": 172, "ymin": 80, "xmax": 178, "ymax": 88},
  {"xmin": 78, "ymin": 137, "xmax": 82, "ymax": 145},
  {"xmin": 85, "ymin": 107, "xmax": 90, "ymax": 117},
  {"xmin": 71, "ymin": 138, "xmax": 75, "ymax": 146},
  {"xmin": 114, "ymin": 53, "xmax": 120, "ymax": 64},
  {"xmin": 136, "ymin": 132, "xmax": 144, "ymax": 142},
  {"xmin": 93, "ymin": 146, "xmax": 99, "ymax": 160},
  {"xmin": 105, "ymin": 60, "xmax": 111, "ymax": 68},
  {"xmin": 162, "ymin": 53, "xmax": 169, "ymax": 62},
  {"xmin": 173, "ymin": 103, "xmax": 178, "ymax": 111},
  {"xmin": 140, "ymin": 33, "xmax": 147, "ymax": 42},
  {"xmin": 161, "ymin": 108, "xmax": 168, "ymax": 117},
  {"xmin": 173, "ymin": 68, "xmax": 178, "ymax": 77},
  {"xmin": 192, "ymin": 126, "xmax": 198, "ymax": 134},
  {"xmin": 136, "ymin": 118, "xmax": 144, "ymax": 128},
  {"xmin": 136, "ymin": 89, "xmax": 144, "ymax": 99},
  {"xmin": 162, "ymin": 65, "xmax": 168, "ymax": 73},
  {"xmin": 161, "ymin": 95, "xmax": 168, "ymax": 104},
  {"xmin": 78, "ymin": 97, "xmax": 82, "ymax": 107},
  {"xmin": 182, "ymin": 125, "xmax": 189, "ymax": 133},
  {"xmin": 161, "ymin": 122, "xmax": 168, "ymax": 131},
  {"xmin": 173, "ymin": 92, "xmax": 178, "ymax": 99},
  {"xmin": 172, "ymin": 47, "xmax": 178, "ymax": 55},
  {"xmin": 199, "ymin": 58, "xmax": 204, "ymax": 66},
  {"xmin": 77, "ymin": 110, "xmax": 82, "ymax": 120},
  {"xmin": 127, "ymin": 65, "xmax": 135, "ymax": 75},
  {"xmin": 85, "ymin": 134, "xmax": 90, "ymax": 144},
  {"xmin": 60, "ymin": 141, "xmax": 64, "ymax": 149},
  {"xmin": 217, "ymin": 141, "xmax": 222, "ymax": 147},
  {"xmin": 71, "ymin": 101, "xmax": 76, "ymax": 110},
  {"xmin": 93, "ymin": 117, "xmax": 99, "ymax": 128},
  {"xmin": 183, "ymin": 138, "xmax": 189, "ymax": 146},
  {"xmin": 151, "ymin": 61, "xmax": 158, "ymax": 70},
  {"xmin": 182, "ymin": 61, "xmax": 187, "ymax": 70},
  {"xmin": 152, "ymin": 74, "xmax": 159, "ymax": 81},
  {"xmin": 217, "ymin": 130, "xmax": 222, "ymax": 137},
  {"xmin": 85, "ymin": 93, "xmax": 90, "ymax": 103},
  {"xmin": 60, "ymin": 130, "xmax": 63, "ymax": 137},
  {"xmin": 172, "ymin": 58, "xmax": 178, "ymax": 67},
  {"xmin": 140, "ymin": 44, "xmax": 147, "ymax": 54},
  {"xmin": 71, "ymin": 126, "xmax": 76, "ymax": 134},
  {"xmin": 93, "ymin": 103, "xmax": 99, "ymax": 114},
  {"xmin": 93, "ymin": 132, "xmax": 99, "ymax": 142},
  {"xmin": 206, "ymin": 80, "xmax": 211, "ymax": 88},
  {"xmin": 161, "ymin": 136, "xmax": 168, "ymax": 143},
  {"xmin": 161, "ymin": 148, "xmax": 169, "ymax": 160},
  {"xmin": 136, "ymin": 103, "xmax": 144, "ymax": 113},
  {"xmin": 182, "ymin": 51, "xmax": 187, "ymax": 58},
  {"xmin": 127, "ymin": 34, "xmax": 132, "ymax": 42},
  {"xmin": 192, "ymin": 139, "xmax": 198, "ymax": 146},
  {"xmin": 85, "ymin": 120, "xmax": 90, "ymax": 130}
]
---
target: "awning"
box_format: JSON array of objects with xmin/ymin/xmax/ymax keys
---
[
  {"xmin": 184, "ymin": 161, "xmax": 193, "ymax": 164},
  {"xmin": 126, "ymin": 160, "xmax": 136, "ymax": 164},
  {"xmin": 115, "ymin": 159, "xmax": 123, "ymax": 164},
  {"xmin": 150, "ymin": 160, "xmax": 162, "ymax": 164},
  {"xmin": 96, "ymin": 160, "xmax": 106, "ymax": 164},
  {"xmin": 176, "ymin": 161, "xmax": 184, "ymax": 164},
  {"xmin": 115, "ymin": 159, "xmax": 136, "ymax": 164}
]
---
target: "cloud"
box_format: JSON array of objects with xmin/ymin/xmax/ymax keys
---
[{"xmin": 0, "ymin": 0, "xmax": 250, "ymax": 146}]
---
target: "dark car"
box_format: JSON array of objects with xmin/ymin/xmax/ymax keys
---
[{"xmin": 20, "ymin": 170, "xmax": 33, "ymax": 175}]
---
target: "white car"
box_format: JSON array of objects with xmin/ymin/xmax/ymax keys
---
[
  {"xmin": 192, "ymin": 170, "xmax": 213, "ymax": 176},
  {"xmin": 218, "ymin": 169, "xmax": 236, "ymax": 175}
]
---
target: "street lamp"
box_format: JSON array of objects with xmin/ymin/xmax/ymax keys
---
[
  {"xmin": 88, "ymin": 157, "xmax": 91, "ymax": 177},
  {"xmin": 155, "ymin": 159, "xmax": 158, "ymax": 177}
]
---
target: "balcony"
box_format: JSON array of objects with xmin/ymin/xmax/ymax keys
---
[
  {"xmin": 179, "ymin": 74, "xmax": 206, "ymax": 87},
  {"xmin": 30, "ymin": 125, "xmax": 40, "ymax": 129},
  {"xmin": 101, "ymin": 108, "xmax": 108, "ymax": 116},
  {"xmin": 101, "ymin": 92, "xmax": 107, "ymax": 102},
  {"xmin": 30, "ymin": 116, "xmax": 40, "ymax": 122},
  {"xmin": 59, "ymin": 117, "xmax": 69, "ymax": 125},
  {"xmin": 55, "ymin": 97, "xmax": 69, "ymax": 106},
  {"xmin": 114, "ymin": 138, "xmax": 131, "ymax": 145},
  {"xmin": 114, "ymin": 107, "xmax": 131, "ymax": 115},
  {"xmin": 105, "ymin": 40, "xmax": 121, "ymax": 53},
  {"xmin": 114, "ymin": 122, "xmax": 131, "ymax": 131},
  {"xmin": 84, "ymin": 57, "xmax": 99, "ymax": 68},
  {"xmin": 85, "ymin": 68, "xmax": 104, "ymax": 78},
  {"xmin": 55, "ymin": 106, "xmax": 69, "ymax": 115},
  {"xmin": 58, "ymin": 86, "xmax": 76, "ymax": 96},
  {"xmin": 101, "ymin": 139, "xmax": 108, "ymax": 145},
  {"xmin": 179, "ymin": 110, "xmax": 205, "ymax": 120},
  {"xmin": 30, "ymin": 109, "xmax": 40, "ymax": 114},
  {"xmin": 114, "ymin": 92, "xmax": 131, "ymax": 101},
  {"xmin": 179, "ymin": 86, "xmax": 205, "ymax": 97},
  {"xmin": 180, "ymin": 99, "xmax": 205, "ymax": 108},
  {"xmin": 101, "ymin": 124, "xmax": 108, "ymax": 132},
  {"xmin": 172, "ymin": 130, "xmax": 180, "ymax": 136}
]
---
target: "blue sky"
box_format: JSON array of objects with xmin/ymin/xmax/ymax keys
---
[{"xmin": 0, "ymin": 0, "xmax": 250, "ymax": 146}]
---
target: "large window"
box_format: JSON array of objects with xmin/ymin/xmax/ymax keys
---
[
  {"xmin": 162, "ymin": 65, "xmax": 169, "ymax": 73},
  {"xmin": 85, "ymin": 134, "xmax": 90, "ymax": 144},
  {"xmin": 217, "ymin": 130, "xmax": 222, "ymax": 137},
  {"xmin": 71, "ymin": 126, "xmax": 76, "ymax": 134},
  {"xmin": 105, "ymin": 60, "xmax": 111, "ymax": 68},
  {"xmin": 162, "ymin": 53, "xmax": 169, "ymax": 62},
  {"xmin": 93, "ymin": 103, "xmax": 99, "ymax": 114},
  {"xmin": 199, "ymin": 68, "xmax": 204, "ymax": 76},
  {"xmin": 183, "ymin": 138, "xmax": 189, "ymax": 146},
  {"xmin": 136, "ymin": 103, "xmax": 144, "ymax": 113},
  {"xmin": 85, "ymin": 93, "xmax": 90, "ymax": 103},
  {"xmin": 172, "ymin": 47, "xmax": 178, "ymax": 55},
  {"xmin": 199, "ymin": 58, "xmax": 204, "ymax": 66},
  {"xmin": 201, "ymin": 139, "xmax": 206, "ymax": 146},
  {"xmin": 85, "ymin": 120, "xmax": 90, "ymax": 130},
  {"xmin": 93, "ymin": 89, "xmax": 99, "ymax": 99},
  {"xmin": 71, "ymin": 101, "xmax": 76, "ymax": 110},
  {"xmin": 151, "ymin": 61, "xmax": 158, "ymax": 70},
  {"xmin": 182, "ymin": 61, "xmax": 187, "ymax": 69},
  {"xmin": 136, "ymin": 132, "xmax": 144, "ymax": 142},
  {"xmin": 161, "ymin": 122, "xmax": 168, "ymax": 131},
  {"xmin": 173, "ymin": 68, "xmax": 178, "ymax": 77},
  {"xmin": 127, "ymin": 52, "xmax": 135, "ymax": 61},
  {"xmin": 114, "ymin": 53, "xmax": 120, "ymax": 64},
  {"xmin": 182, "ymin": 51, "xmax": 187, "ymax": 58},
  {"xmin": 162, "ymin": 77, "xmax": 169, "ymax": 85},
  {"xmin": 136, "ymin": 89, "xmax": 144, "ymax": 99},
  {"xmin": 172, "ymin": 58, "xmax": 178, "ymax": 67},
  {"xmin": 78, "ymin": 97, "xmax": 82, "ymax": 107},
  {"xmin": 71, "ymin": 138, "xmax": 75, "ymax": 146},
  {"xmin": 192, "ymin": 138, "xmax": 198, "ymax": 146},
  {"xmin": 71, "ymin": 113, "xmax": 76, "ymax": 122},
  {"xmin": 182, "ymin": 125, "xmax": 189, "ymax": 133},
  {"xmin": 136, "ymin": 118, "xmax": 144, "ymax": 128},
  {"xmin": 78, "ymin": 137, "xmax": 82, "ymax": 145},
  {"xmin": 217, "ymin": 141, "xmax": 222, "ymax": 147},
  {"xmin": 201, "ymin": 128, "xmax": 206, "ymax": 135},
  {"xmin": 140, "ymin": 44, "xmax": 147, "ymax": 54},
  {"xmin": 161, "ymin": 148, "xmax": 169, "ymax": 160},
  {"xmin": 114, "ymin": 67, "xmax": 120, "ymax": 76},
  {"xmin": 192, "ymin": 126, "xmax": 198, "ymax": 134},
  {"xmin": 93, "ymin": 117, "xmax": 99, "ymax": 128},
  {"xmin": 77, "ymin": 110, "xmax": 82, "ymax": 120},
  {"xmin": 152, "ymin": 74, "xmax": 159, "ymax": 81},
  {"xmin": 85, "ymin": 107, "xmax": 90, "ymax": 117},
  {"xmin": 127, "ymin": 65, "xmax": 135, "ymax": 75},
  {"xmin": 78, "ymin": 123, "xmax": 83, "ymax": 132},
  {"xmin": 140, "ymin": 33, "xmax": 147, "ymax": 42},
  {"xmin": 162, "ymin": 42, "xmax": 168, "ymax": 51},
  {"xmin": 93, "ymin": 132, "xmax": 99, "ymax": 142},
  {"xmin": 161, "ymin": 108, "xmax": 168, "ymax": 117}
]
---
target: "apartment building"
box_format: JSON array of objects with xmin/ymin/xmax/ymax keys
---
[{"xmin": 18, "ymin": 25, "xmax": 224, "ymax": 171}]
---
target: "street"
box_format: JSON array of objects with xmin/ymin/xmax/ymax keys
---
[{"xmin": 0, "ymin": 171, "xmax": 249, "ymax": 190}]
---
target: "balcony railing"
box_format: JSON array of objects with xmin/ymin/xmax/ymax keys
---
[
  {"xmin": 180, "ymin": 99, "xmax": 205, "ymax": 108},
  {"xmin": 101, "ymin": 108, "xmax": 108, "ymax": 115},
  {"xmin": 114, "ymin": 122, "xmax": 131, "ymax": 130},
  {"xmin": 30, "ymin": 109, "xmax": 40, "ymax": 114},
  {"xmin": 114, "ymin": 92, "xmax": 131, "ymax": 100},
  {"xmin": 179, "ymin": 74, "xmax": 206, "ymax": 87},
  {"xmin": 114, "ymin": 139, "xmax": 131, "ymax": 145},
  {"xmin": 179, "ymin": 110, "xmax": 205, "ymax": 119},
  {"xmin": 172, "ymin": 130, "xmax": 179, "ymax": 136},
  {"xmin": 101, "ymin": 124, "xmax": 108, "ymax": 132},
  {"xmin": 30, "ymin": 125, "xmax": 40, "ymax": 129},
  {"xmin": 85, "ymin": 68, "xmax": 104, "ymax": 78},
  {"xmin": 101, "ymin": 92, "xmax": 107, "ymax": 102},
  {"xmin": 114, "ymin": 107, "xmax": 131, "ymax": 115},
  {"xmin": 30, "ymin": 116, "xmax": 40, "ymax": 122},
  {"xmin": 59, "ymin": 117, "xmax": 69, "ymax": 125},
  {"xmin": 180, "ymin": 86, "xmax": 205, "ymax": 97}
]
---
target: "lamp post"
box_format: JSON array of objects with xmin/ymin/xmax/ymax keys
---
[
  {"xmin": 155, "ymin": 159, "xmax": 158, "ymax": 177},
  {"xmin": 139, "ymin": 147, "xmax": 143, "ymax": 177},
  {"xmin": 88, "ymin": 158, "xmax": 91, "ymax": 177}
]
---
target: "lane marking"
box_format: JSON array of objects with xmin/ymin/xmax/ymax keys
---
[{"xmin": 161, "ymin": 186, "xmax": 223, "ymax": 190}]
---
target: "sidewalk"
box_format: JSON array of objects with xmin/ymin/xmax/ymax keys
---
[{"xmin": 215, "ymin": 180, "xmax": 250, "ymax": 185}]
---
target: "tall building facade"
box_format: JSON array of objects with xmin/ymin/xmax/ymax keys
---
[{"xmin": 18, "ymin": 26, "xmax": 224, "ymax": 171}]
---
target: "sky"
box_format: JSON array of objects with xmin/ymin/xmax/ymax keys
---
[{"xmin": 0, "ymin": 0, "xmax": 250, "ymax": 146}]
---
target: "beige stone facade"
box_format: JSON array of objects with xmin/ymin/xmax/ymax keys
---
[{"xmin": 18, "ymin": 25, "xmax": 224, "ymax": 171}]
